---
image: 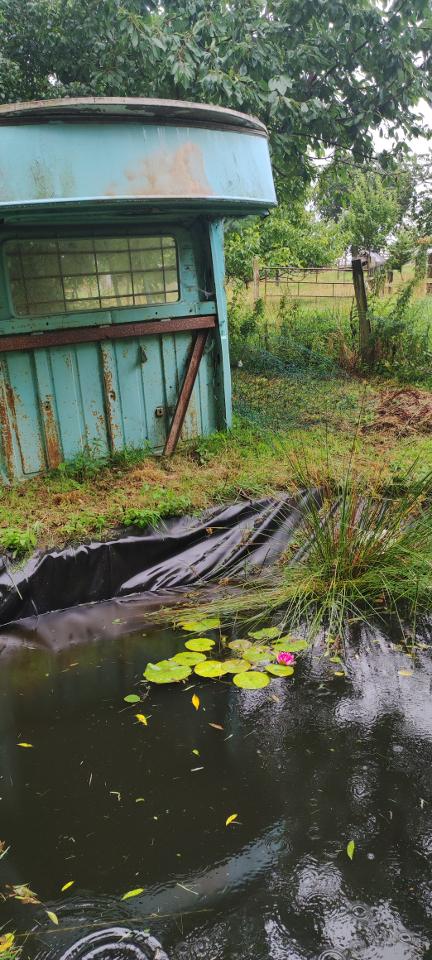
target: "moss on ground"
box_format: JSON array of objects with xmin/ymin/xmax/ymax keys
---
[{"xmin": 1, "ymin": 369, "xmax": 432, "ymax": 558}]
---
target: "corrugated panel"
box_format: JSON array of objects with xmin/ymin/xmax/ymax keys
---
[{"xmin": 0, "ymin": 332, "xmax": 217, "ymax": 479}]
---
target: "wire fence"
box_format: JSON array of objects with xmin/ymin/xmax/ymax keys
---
[{"xmin": 252, "ymin": 261, "xmax": 397, "ymax": 305}]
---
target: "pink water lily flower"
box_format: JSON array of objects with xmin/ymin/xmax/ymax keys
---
[{"xmin": 277, "ymin": 651, "xmax": 295, "ymax": 666}]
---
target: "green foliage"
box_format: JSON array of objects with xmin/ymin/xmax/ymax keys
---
[
  {"xmin": 123, "ymin": 485, "xmax": 191, "ymax": 528},
  {"xmin": 62, "ymin": 511, "xmax": 108, "ymax": 539},
  {"xmin": 341, "ymin": 171, "xmax": 399, "ymax": 254},
  {"xmin": 387, "ymin": 227, "xmax": 417, "ymax": 276},
  {"xmin": 0, "ymin": 0, "xmax": 431, "ymax": 190},
  {"xmin": 142, "ymin": 624, "xmax": 302, "ymax": 687},
  {"xmin": 176, "ymin": 461, "xmax": 432, "ymax": 641},
  {"xmin": 225, "ymin": 205, "xmax": 346, "ymax": 282},
  {"xmin": 0, "ymin": 526, "xmax": 37, "ymax": 558}
]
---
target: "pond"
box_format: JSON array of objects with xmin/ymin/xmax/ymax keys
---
[{"xmin": 1, "ymin": 615, "xmax": 432, "ymax": 959}]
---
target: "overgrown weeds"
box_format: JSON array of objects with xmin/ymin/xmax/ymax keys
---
[
  {"xmin": 53, "ymin": 442, "xmax": 152, "ymax": 483},
  {"xmin": 175, "ymin": 454, "xmax": 432, "ymax": 643},
  {"xmin": 123, "ymin": 485, "xmax": 192, "ymax": 529}
]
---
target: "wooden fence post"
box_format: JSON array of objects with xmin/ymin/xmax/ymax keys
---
[
  {"xmin": 352, "ymin": 257, "xmax": 371, "ymax": 361},
  {"xmin": 252, "ymin": 258, "xmax": 260, "ymax": 302}
]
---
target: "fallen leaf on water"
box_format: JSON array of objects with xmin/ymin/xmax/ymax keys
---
[
  {"xmin": 135, "ymin": 714, "xmax": 149, "ymax": 726},
  {"xmin": 122, "ymin": 887, "xmax": 144, "ymax": 900},
  {"xmin": 11, "ymin": 883, "xmax": 40, "ymax": 904},
  {"xmin": 61, "ymin": 881, "xmax": 74, "ymax": 892},
  {"xmin": 135, "ymin": 797, "xmax": 145, "ymax": 803},
  {"xmin": 334, "ymin": 671, "xmax": 345, "ymax": 677},
  {"xmin": 208, "ymin": 723, "xmax": 224, "ymax": 731},
  {"xmin": 192, "ymin": 694, "xmax": 200, "ymax": 711},
  {"xmin": 398, "ymin": 670, "xmax": 413, "ymax": 677},
  {"xmin": 0, "ymin": 933, "xmax": 14, "ymax": 953},
  {"xmin": 46, "ymin": 910, "xmax": 59, "ymax": 926},
  {"xmin": 124, "ymin": 694, "xmax": 140, "ymax": 704},
  {"xmin": 18, "ymin": 742, "xmax": 33, "ymax": 748},
  {"xmin": 192, "ymin": 749, "xmax": 200, "ymax": 756},
  {"xmin": 225, "ymin": 813, "xmax": 238, "ymax": 826},
  {"xmin": 347, "ymin": 840, "xmax": 355, "ymax": 860}
]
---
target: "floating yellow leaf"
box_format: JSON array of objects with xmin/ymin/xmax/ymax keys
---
[
  {"xmin": 347, "ymin": 840, "xmax": 355, "ymax": 860},
  {"xmin": 225, "ymin": 813, "xmax": 238, "ymax": 826},
  {"xmin": 122, "ymin": 887, "xmax": 145, "ymax": 900},
  {"xmin": 398, "ymin": 670, "xmax": 413, "ymax": 677},
  {"xmin": 46, "ymin": 910, "xmax": 59, "ymax": 925},
  {"xmin": 61, "ymin": 881, "xmax": 74, "ymax": 892},
  {"xmin": 0, "ymin": 933, "xmax": 14, "ymax": 953},
  {"xmin": 192, "ymin": 694, "xmax": 200, "ymax": 711},
  {"xmin": 135, "ymin": 714, "xmax": 149, "ymax": 725},
  {"xmin": 208, "ymin": 722, "xmax": 224, "ymax": 731},
  {"xmin": 17, "ymin": 742, "xmax": 33, "ymax": 748}
]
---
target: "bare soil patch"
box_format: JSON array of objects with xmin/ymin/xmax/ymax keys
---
[{"xmin": 365, "ymin": 387, "xmax": 432, "ymax": 436}]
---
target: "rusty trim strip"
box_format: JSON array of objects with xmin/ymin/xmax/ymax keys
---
[
  {"xmin": 0, "ymin": 316, "xmax": 216, "ymax": 353},
  {"xmin": 164, "ymin": 330, "xmax": 209, "ymax": 456}
]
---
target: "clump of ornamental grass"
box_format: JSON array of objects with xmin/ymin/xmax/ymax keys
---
[{"xmin": 167, "ymin": 459, "xmax": 432, "ymax": 643}]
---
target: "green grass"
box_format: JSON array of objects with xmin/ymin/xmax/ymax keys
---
[{"xmin": 2, "ymin": 284, "xmax": 432, "ymax": 558}]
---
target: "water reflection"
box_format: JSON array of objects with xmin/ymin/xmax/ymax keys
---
[{"xmin": 0, "ymin": 621, "xmax": 431, "ymax": 958}]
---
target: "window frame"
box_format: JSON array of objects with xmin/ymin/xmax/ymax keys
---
[{"xmin": 3, "ymin": 233, "xmax": 181, "ymax": 320}]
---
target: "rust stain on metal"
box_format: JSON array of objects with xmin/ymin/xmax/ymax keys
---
[
  {"xmin": 106, "ymin": 143, "xmax": 214, "ymax": 197},
  {"xmin": 41, "ymin": 397, "xmax": 62, "ymax": 469},
  {"xmin": 0, "ymin": 316, "xmax": 216, "ymax": 354},
  {"xmin": 0, "ymin": 380, "xmax": 16, "ymax": 478},
  {"xmin": 101, "ymin": 351, "xmax": 121, "ymax": 451}
]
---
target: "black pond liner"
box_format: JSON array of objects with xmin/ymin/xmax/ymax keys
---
[
  {"xmin": 3, "ymin": 494, "xmax": 432, "ymax": 959},
  {"xmin": 0, "ymin": 492, "xmax": 319, "ymax": 646}
]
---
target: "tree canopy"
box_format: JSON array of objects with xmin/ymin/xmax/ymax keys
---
[{"xmin": 0, "ymin": 0, "xmax": 431, "ymax": 192}]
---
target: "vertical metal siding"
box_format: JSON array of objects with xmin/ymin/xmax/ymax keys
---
[{"xmin": 0, "ymin": 331, "xmax": 217, "ymax": 480}]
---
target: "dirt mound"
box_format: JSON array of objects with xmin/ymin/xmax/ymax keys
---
[{"xmin": 366, "ymin": 387, "xmax": 432, "ymax": 436}]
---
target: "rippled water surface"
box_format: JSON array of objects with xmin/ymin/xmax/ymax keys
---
[{"xmin": 1, "ymin": 620, "xmax": 432, "ymax": 959}]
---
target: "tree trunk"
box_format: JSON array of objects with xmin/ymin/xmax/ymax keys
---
[{"xmin": 351, "ymin": 255, "xmax": 371, "ymax": 363}]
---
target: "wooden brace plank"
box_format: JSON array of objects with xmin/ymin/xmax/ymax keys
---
[
  {"xmin": 0, "ymin": 315, "xmax": 216, "ymax": 353},
  {"xmin": 164, "ymin": 330, "xmax": 209, "ymax": 456}
]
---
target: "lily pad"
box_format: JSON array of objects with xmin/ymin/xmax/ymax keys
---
[
  {"xmin": 194, "ymin": 660, "xmax": 225, "ymax": 679},
  {"xmin": 173, "ymin": 651, "xmax": 207, "ymax": 666},
  {"xmin": 272, "ymin": 638, "xmax": 309, "ymax": 653},
  {"xmin": 266, "ymin": 664, "xmax": 294, "ymax": 677},
  {"xmin": 233, "ymin": 671, "xmax": 270, "ymax": 689},
  {"xmin": 144, "ymin": 660, "xmax": 191, "ymax": 684},
  {"xmin": 248, "ymin": 626, "xmax": 282, "ymax": 641},
  {"xmin": 221, "ymin": 659, "xmax": 251, "ymax": 674},
  {"xmin": 185, "ymin": 638, "xmax": 216, "ymax": 652},
  {"xmin": 228, "ymin": 639, "xmax": 252, "ymax": 653},
  {"xmin": 243, "ymin": 646, "xmax": 272, "ymax": 663},
  {"xmin": 180, "ymin": 618, "xmax": 221, "ymax": 632}
]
